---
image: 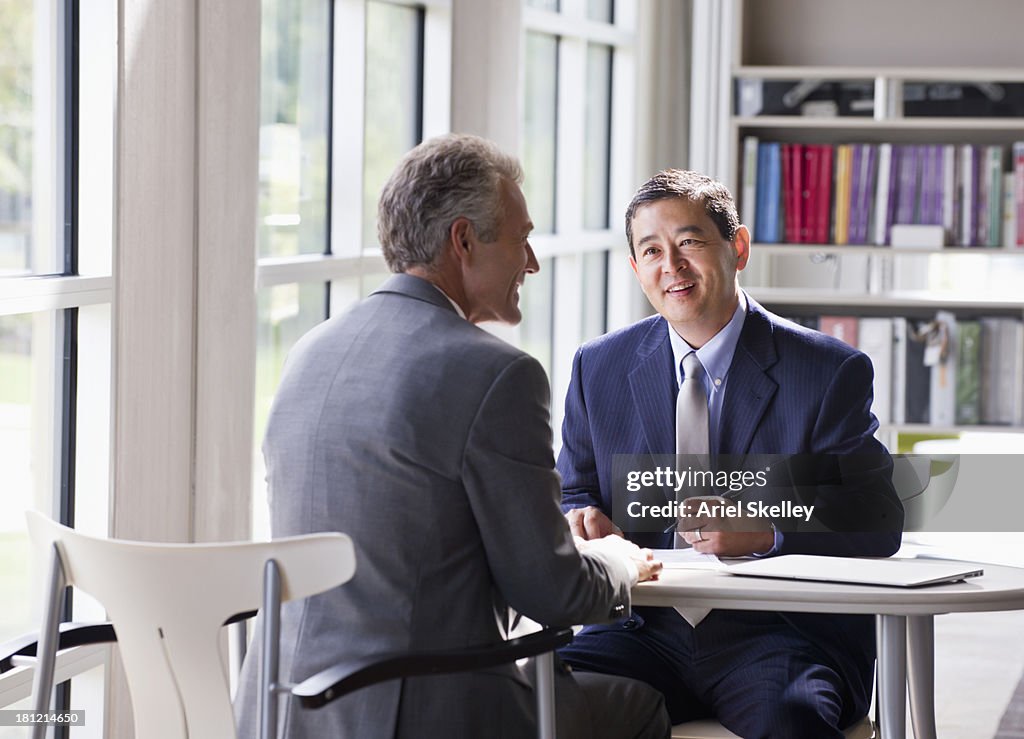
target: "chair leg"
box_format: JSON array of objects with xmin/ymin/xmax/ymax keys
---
[
  {"xmin": 30, "ymin": 542, "xmax": 67, "ymax": 739},
  {"xmin": 259, "ymin": 559, "xmax": 282, "ymax": 739},
  {"xmin": 535, "ymin": 652, "xmax": 556, "ymax": 739}
]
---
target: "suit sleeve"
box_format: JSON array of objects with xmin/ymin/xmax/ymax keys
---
[
  {"xmin": 779, "ymin": 351, "xmax": 905, "ymax": 557},
  {"xmin": 556, "ymin": 348, "xmax": 605, "ymax": 512},
  {"xmin": 461, "ymin": 353, "xmax": 632, "ymax": 627}
]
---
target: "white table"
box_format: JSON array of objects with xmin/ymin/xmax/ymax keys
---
[{"xmin": 631, "ymin": 559, "xmax": 1024, "ymax": 739}]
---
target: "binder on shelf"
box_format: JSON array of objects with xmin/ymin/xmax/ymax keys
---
[
  {"xmin": 815, "ymin": 145, "xmax": 834, "ymax": 244},
  {"xmin": 757, "ymin": 143, "xmax": 783, "ymax": 243},
  {"xmin": 928, "ymin": 311, "xmax": 958, "ymax": 427},
  {"xmin": 941, "ymin": 144, "xmax": 958, "ymax": 244},
  {"xmin": 1003, "ymin": 172, "xmax": 1016, "ymax": 249},
  {"xmin": 959, "ymin": 144, "xmax": 977, "ymax": 247},
  {"xmin": 979, "ymin": 318, "xmax": 1024, "ymax": 425},
  {"xmin": 955, "ymin": 320, "xmax": 982, "ymax": 426},
  {"xmin": 985, "ymin": 146, "xmax": 1004, "ymax": 248},
  {"xmin": 896, "ymin": 145, "xmax": 920, "ymax": 229},
  {"xmin": 755, "ymin": 142, "xmax": 771, "ymax": 242},
  {"xmin": 793, "ymin": 143, "xmax": 806, "ymax": 243},
  {"xmin": 917, "ymin": 145, "xmax": 934, "ymax": 226},
  {"xmin": 851, "ymin": 144, "xmax": 877, "ymax": 245},
  {"xmin": 782, "ymin": 143, "xmax": 798, "ymax": 243},
  {"xmin": 819, "ymin": 315, "xmax": 858, "ymax": 348},
  {"xmin": 742, "ymin": 136, "xmax": 759, "ymax": 231},
  {"xmin": 848, "ymin": 144, "xmax": 863, "ymax": 243},
  {"xmin": 1014, "ymin": 141, "xmax": 1024, "ymax": 247},
  {"xmin": 904, "ymin": 321, "xmax": 931, "ymax": 425},
  {"xmin": 858, "ymin": 317, "xmax": 894, "ymax": 425},
  {"xmin": 873, "ymin": 143, "xmax": 894, "ymax": 246},
  {"xmin": 833, "ymin": 145, "xmax": 853, "ymax": 245},
  {"xmin": 803, "ymin": 146, "xmax": 818, "ymax": 243},
  {"xmin": 891, "ymin": 317, "xmax": 908, "ymax": 425}
]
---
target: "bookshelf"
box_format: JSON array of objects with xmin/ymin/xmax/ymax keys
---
[{"xmin": 715, "ymin": 0, "xmax": 1024, "ymax": 445}]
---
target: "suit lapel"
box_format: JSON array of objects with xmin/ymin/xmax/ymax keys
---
[
  {"xmin": 628, "ymin": 319, "xmax": 676, "ymax": 456},
  {"xmin": 718, "ymin": 298, "xmax": 779, "ymax": 454}
]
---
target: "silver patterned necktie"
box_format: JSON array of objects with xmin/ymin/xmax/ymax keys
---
[
  {"xmin": 674, "ymin": 351, "xmax": 715, "ymax": 625},
  {"xmin": 676, "ymin": 352, "xmax": 709, "ymax": 457},
  {"xmin": 674, "ymin": 351, "xmax": 709, "ymax": 550}
]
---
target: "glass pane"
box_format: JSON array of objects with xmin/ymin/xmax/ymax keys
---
[
  {"xmin": 77, "ymin": 0, "xmax": 116, "ymax": 276},
  {"xmin": 253, "ymin": 283, "xmax": 327, "ymax": 538},
  {"xmin": 522, "ymin": 32, "xmax": 558, "ymax": 234},
  {"xmin": 363, "ymin": 1, "xmax": 422, "ymax": 249},
  {"xmin": 583, "ymin": 44, "xmax": 612, "ymax": 230},
  {"xmin": 258, "ymin": 0, "xmax": 330, "ymax": 257},
  {"xmin": 519, "ymin": 257, "xmax": 554, "ymax": 379},
  {"xmin": 586, "ymin": 0, "xmax": 614, "ymax": 23},
  {"xmin": 0, "ymin": 0, "xmax": 62, "ymax": 275},
  {"xmin": 360, "ymin": 271, "xmax": 391, "ymax": 298},
  {"xmin": 0, "ymin": 311, "xmax": 59, "ymax": 644},
  {"xmin": 581, "ymin": 250, "xmax": 608, "ymax": 340},
  {"xmin": 526, "ymin": 0, "xmax": 560, "ymax": 11},
  {"xmin": 0, "ymin": 697, "xmax": 32, "ymax": 739}
]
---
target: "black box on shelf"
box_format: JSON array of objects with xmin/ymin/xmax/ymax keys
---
[
  {"xmin": 735, "ymin": 79, "xmax": 874, "ymax": 117},
  {"xmin": 903, "ymin": 82, "xmax": 1024, "ymax": 117}
]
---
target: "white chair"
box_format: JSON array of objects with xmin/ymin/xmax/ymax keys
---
[{"xmin": 2, "ymin": 511, "xmax": 570, "ymax": 739}]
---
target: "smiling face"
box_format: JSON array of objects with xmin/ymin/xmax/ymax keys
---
[
  {"xmin": 461, "ymin": 178, "xmax": 538, "ymax": 325},
  {"xmin": 628, "ymin": 196, "xmax": 750, "ymax": 347}
]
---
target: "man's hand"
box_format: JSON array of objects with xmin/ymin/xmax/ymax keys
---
[
  {"xmin": 566, "ymin": 506, "xmax": 622, "ymax": 540},
  {"xmin": 633, "ymin": 547, "xmax": 663, "ymax": 583},
  {"xmin": 577, "ymin": 533, "xmax": 662, "ymax": 582},
  {"xmin": 678, "ymin": 495, "xmax": 774, "ymax": 557}
]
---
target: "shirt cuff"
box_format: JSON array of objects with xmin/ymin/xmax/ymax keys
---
[{"xmin": 752, "ymin": 523, "xmax": 782, "ymax": 557}]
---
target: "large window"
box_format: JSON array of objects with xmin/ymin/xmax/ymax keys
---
[
  {"xmin": 0, "ymin": 0, "xmax": 114, "ymax": 732},
  {"xmin": 253, "ymin": 0, "xmax": 444, "ymax": 538},
  {"xmin": 518, "ymin": 0, "xmax": 636, "ymax": 441},
  {"xmin": 250, "ymin": 0, "xmax": 637, "ymax": 533}
]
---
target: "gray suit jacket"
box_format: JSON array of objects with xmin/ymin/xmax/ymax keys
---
[{"xmin": 235, "ymin": 274, "xmax": 633, "ymax": 738}]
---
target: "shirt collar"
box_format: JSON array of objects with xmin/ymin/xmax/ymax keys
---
[
  {"xmin": 431, "ymin": 284, "xmax": 467, "ymax": 320},
  {"xmin": 668, "ymin": 290, "xmax": 747, "ymax": 390}
]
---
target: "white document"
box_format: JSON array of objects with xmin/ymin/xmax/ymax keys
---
[{"xmin": 651, "ymin": 548, "xmax": 726, "ymax": 570}]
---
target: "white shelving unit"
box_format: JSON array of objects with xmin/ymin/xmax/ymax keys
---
[{"xmin": 707, "ymin": 0, "xmax": 1024, "ymax": 443}]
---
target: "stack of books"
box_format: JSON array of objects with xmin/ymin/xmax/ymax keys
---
[{"xmin": 743, "ymin": 138, "xmax": 1024, "ymax": 248}]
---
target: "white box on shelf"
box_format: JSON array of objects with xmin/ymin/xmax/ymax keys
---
[{"xmin": 889, "ymin": 224, "xmax": 947, "ymax": 249}]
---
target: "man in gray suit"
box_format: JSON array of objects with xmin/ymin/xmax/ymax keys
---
[{"xmin": 235, "ymin": 134, "xmax": 670, "ymax": 738}]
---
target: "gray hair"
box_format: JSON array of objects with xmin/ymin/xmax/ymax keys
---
[
  {"xmin": 377, "ymin": 134, "xmax": 524, "ymax": 272},
  {"xmin": 625, "ymin": 169, "xmax": 740, "ymax": 258}
]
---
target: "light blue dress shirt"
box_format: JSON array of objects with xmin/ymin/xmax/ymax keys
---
[{"xmin": 667, "ymin": 291, "xmax": 747, "ymax": 448}]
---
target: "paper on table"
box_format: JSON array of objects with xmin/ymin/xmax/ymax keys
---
[{"xmin": 652, "ymin": 548, "xmax": 726, "ymax": 570}]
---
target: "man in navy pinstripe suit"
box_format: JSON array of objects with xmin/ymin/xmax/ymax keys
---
[{"xmin": 557, "ymin": 169, "xmax": 904, "ymax": 738}]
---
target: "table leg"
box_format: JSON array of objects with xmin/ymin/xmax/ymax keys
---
[
  {"xmin": 878, "ymin": 615, "xmax": 907, "ymax": 739},
  {"xmin": 907, "ymin": 615, "xmax": 936, "ymax": 739}
]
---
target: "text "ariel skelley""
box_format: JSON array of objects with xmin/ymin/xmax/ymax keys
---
[{"xmin": 689, "ymin": 499, "xmax": 815, "ymax": 523}]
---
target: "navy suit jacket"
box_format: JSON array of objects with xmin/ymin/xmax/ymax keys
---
[{"xmin": 557, "ymin": 294, "xmax": 904, "ymax": 702}]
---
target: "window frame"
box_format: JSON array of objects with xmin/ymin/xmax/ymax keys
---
[{"xmin": 520, "ymin": 0, "xmax": 639, "ymax": 443}]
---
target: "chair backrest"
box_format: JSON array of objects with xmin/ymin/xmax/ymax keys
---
[
  {"xmin": 891, "ymin": 453, "xmax": 959, "ymax": 530},
  {"xmin": 25, "ymin": 511, "xmax": 355, "ymax": 739}
]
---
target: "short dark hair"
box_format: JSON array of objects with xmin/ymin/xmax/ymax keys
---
[{"xmin": 624, "ymin": 169, "xmax": 740, "ymax": 258}]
